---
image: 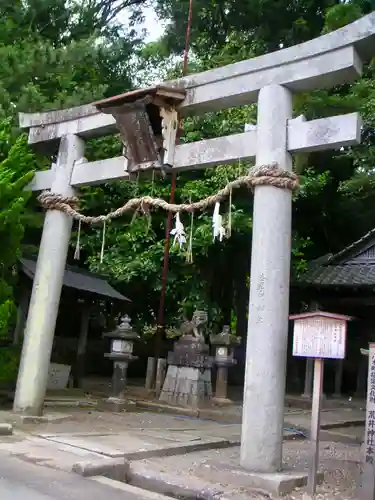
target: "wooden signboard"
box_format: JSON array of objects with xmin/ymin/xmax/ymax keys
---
[
  {"xmin": 290, "ymin": 311, "xmax": 352, "ymax": 496},
  {"xmin": 291, "ymin": 311, "xmax": 349, "ymax": 360}
]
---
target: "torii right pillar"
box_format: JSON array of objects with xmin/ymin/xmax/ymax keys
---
[
  {"xmin": 241, "ymin": 84, "xmax": 293, "ymax": 472},
  {"xmin": 240, "ymin": 22, "xmax": 375, "ymax": 471}
]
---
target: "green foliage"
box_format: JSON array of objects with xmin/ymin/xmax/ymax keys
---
[
  {"xmin": 0, "ymin": 0, "xmax": 148, "ymax": 119},
  {"xmin": 0, "ymin": 120, "xmax": 37, "ymax": 336},
  {"xmin": 0, "ymin": 346, "xmax": 21, "ymax": 384},
  {"xmin": 153, "ymin": 0, "xmax": 335, "ymax": 57},
  {"xmin": 322, "ymin": 2, "xmax": 363, "ymax": 32},
  {"xmin": 2, "ymin": 0, "xmax": 375, "ymax": 345}
]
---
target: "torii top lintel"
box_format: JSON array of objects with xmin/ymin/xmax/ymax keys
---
[{"xmin": 19, "ymin": 12, "xmax": 375, "ymax": 147}]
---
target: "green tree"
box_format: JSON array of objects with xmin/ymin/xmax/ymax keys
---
[
  {"xmin": 0, "ymin": 120, "xmax": 38, "ymax": 336},
  {"xmin": 77, "ymin": 0, "xmax": 375, "ymax": 336},
  {"xmin": 0, "ymin": 0, "xmax": 147, "ymax": 119}
]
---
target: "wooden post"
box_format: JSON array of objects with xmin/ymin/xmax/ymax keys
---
[
  {"xmin": 73, "ymin": 300, "xmax": 91, "ymax": 388},
  {"xmin": 145, "ymin": 357, "xmax": 156, "ymax": 391},
  {"xmin": 155, "ymin": 358, "xmax": 167, "ymax": 396},
  {"xmin": 308, "ymin": 358, "xmax": 324, "ymax": 496}
]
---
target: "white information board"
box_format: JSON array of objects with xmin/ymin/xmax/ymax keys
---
[{"xmin": 292, "ymin": 317, "xmax": 346, "ymax": 359}]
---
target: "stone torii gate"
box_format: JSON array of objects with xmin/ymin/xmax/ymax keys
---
[{"xmin": 14, "ymin": 14, "xmax": 375, "ymax": 474}]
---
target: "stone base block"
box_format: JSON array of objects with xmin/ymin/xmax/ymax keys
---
[
  {"xmin": 98, "ymin": 397, "xmax": 135, "ymax": 413},
  {"xmin": 236, "ymin": 470, "xmax": 324, "ymax": 496},
  {"xmin": 127, "ymin": 461, "xmax": 322, "ymax": 498},
  {"xmin": 159, "ymin": 365, "xmax": 212, "ymax": 408},
  {"xmin": 72, "ymin": 457, "xmax": 129, "ymax": 481},
  {"xmin": 211, "ymin": 397, "xmax": 233, "ymax": 406}
]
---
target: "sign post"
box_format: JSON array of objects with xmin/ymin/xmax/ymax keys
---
[
  {"xmin": 360, "ymin": 343, "xmax": 375, "ymax": 500},
  {"xmin": 290, "ymin": 311, "xmax": 352, "ymax": 496}
]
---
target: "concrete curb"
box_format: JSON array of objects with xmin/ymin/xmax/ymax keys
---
[
  {"xmin": 294, "ymin": 418, "xmax": 365, "ymax": 438},
  {"xmin": 135, "ymin": 400, "xmax": 248, "ymax": 425},
  {"xmin": 70, "ymin": 438, "xmax": 238, "ymax": 466},
  {"xmin": 90, "ymin": 476, "xmax": 174, "ymax": 500},
  {"xmin": 129, "ymin": 462, "xmax": 225, "ymax": 500},
  {"xmin": 320, "ymin": 419, "xmax": 365, "ymax": 430},
  {"xmin": 135, "ymin": 399, "xmax": 245, "ymax": 423},
  {"xmin": 122, "ymin": 438, "xmax": 239, "ymax": 461},
  {"xmin": 73, "ymin": 457, "xmax": 225, "ymax": 499},
  {"xmin": 0, "ymin": 423, "xmax": 12, "ymax": 435},
  {"xmin": 74, "ymin": 454, "xmax": 324, "ymax": 498},
  {"xmin": 8, "ymin": 413, "xmax": 71, "ymax": 425},
  {"xmin": 72, "ymin": 457, "xmax": 130, "ymax": 481}
]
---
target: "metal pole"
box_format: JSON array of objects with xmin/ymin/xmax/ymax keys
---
[
  {"xmin": 154, "ymin": 0, "xmax": 194, "ymax": 379},
  {"xmin": 308, "ymin": 357, "xmax": 324, "ymax": 496}
]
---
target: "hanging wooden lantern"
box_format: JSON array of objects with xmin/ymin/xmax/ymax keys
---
[{"xmin": 93, "ymin": 86, "xmax": 186, "ymax": 180}]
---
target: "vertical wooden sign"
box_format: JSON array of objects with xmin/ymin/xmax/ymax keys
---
[{"xmin": 361, "ymin": 343, "xmax": 375, "ymax": 500}]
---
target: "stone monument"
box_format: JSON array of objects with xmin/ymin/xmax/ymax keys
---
[{"xmin": 159, "ymin": 310, "xmax": 213, "ymax": 407}]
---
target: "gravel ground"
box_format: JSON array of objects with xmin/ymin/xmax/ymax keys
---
[{"xmin": 139, "ymin": 440, "xmax": 363, "ymax": 499}]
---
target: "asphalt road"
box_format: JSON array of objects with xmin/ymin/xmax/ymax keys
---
[{"xmin": 0, "ymin": 453, "xmax": 147, "ymax": 500}]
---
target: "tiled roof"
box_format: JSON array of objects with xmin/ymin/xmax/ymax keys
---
[
  {"xmin": 325, "ymin": 227, "xmax": 375, "ymax": 265},
  {"xmin": 297, "ymin": 228, "xmax": 375, "ymax": 287},
  {"xmin": 299, "ymin": 263, "xmax": 375, "ymax": 287},
  {"xmin": 20, "ymin": 258, "xmax": 130, "ymax": 301}
]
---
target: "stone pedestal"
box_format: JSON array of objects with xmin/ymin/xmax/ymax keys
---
[
  {"xmin": 159, "ymin": 335, "xmax": 213, "ymax": 408},
  {"xmin": 145, "ymin": 357, "xmax": 167, "ymax": 396},
  {"xmin": 210, "ymin": 326, "xmax": 240, "ymax": 404}
]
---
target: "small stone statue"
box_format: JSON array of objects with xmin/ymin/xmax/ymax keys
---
[{"xmin": 180, "ymin": 309, "xmax": 208, "ymax": 341}]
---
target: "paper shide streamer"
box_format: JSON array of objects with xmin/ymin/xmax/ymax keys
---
[
  {"xmin": 170, "ymin": 212, "xmax": 186, "ymax": 248},
  {"xmin": 212, "ymin": 202, "xmax": 226, "ymax": 242}
]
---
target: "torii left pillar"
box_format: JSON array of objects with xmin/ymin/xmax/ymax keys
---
[{"xmin": 14, "ymin": 134, "xmax": 85, "ymax": 416}]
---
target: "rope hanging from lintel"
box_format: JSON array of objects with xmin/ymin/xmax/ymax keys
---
[{"xmin": 37, "ymin": 163, "xmax": 299, "ymax": 224}]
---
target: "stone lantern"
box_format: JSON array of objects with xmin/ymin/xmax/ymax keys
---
[
  {"xmin": 103, "ymin": 315, "xmax": 139, "ymax": 409},
  {"xmin": 210, "ymin": 325, "xmax": 241, "ymax": 404}
]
